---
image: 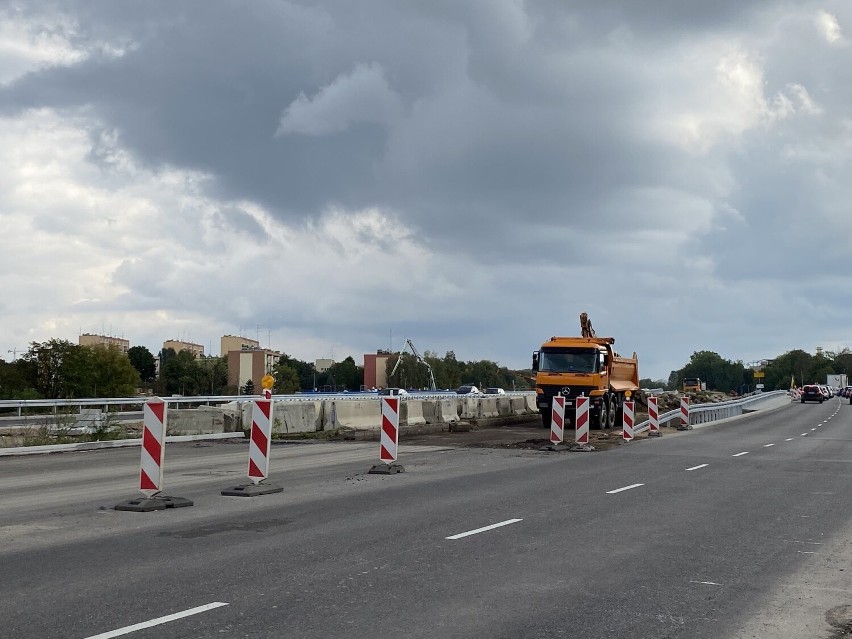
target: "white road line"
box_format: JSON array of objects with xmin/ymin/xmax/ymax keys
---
[
  {"xmin": 811, "ymin": 428, "xmax": 817, "ymax": 431},
  {"xmin": 685, "ymin": 464, "xmax": 708, "ymax": 471},
  {"xmin": 800, "ymin": 433, "xmax": 808, "ymax": 437},
  {"xmin": 732, "ymin": 452, "xmax": 749, "ymax": 457},
  {"xmin": 763, "ymin": 444, "xmax": 775, "ymax": 447},
  {"xmin": 785, "ymin": 438, "xmax": 794, "ymax": 441},
  {"xmin": 690, "ymin": 580, "xmax": 722, "ymax": 586},
  {"xmin": 606, "ymin": 483, "xmax": 644, "ymax": 494},
  {"xmin": 84, "ymin": 602, "xmax": 229, "ymax": 639},
  {"xmin": 446, "ymin": 518, "xmax": 523, "ymax": 540}
]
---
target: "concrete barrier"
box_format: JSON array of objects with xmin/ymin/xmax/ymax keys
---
[
  {"xmin": 496, "ymin": 398, "xmax": 513, "ymax": 417},
  {"xmin": 478, "ymin": 397, "xmax": 499, "ymax": 419},
  {"xmin": 169, "ymin": 406, "xmax": 241, "ymax": 435},
  {"xmin": 459, "ymin": 397, "xmax": 479, "ymax": 420},
  {"xmin": 273, "ymin": 401, "xmax": 321, "ymax": 434},
  {"xmin": 328, "ymin": 399, "xmax": 381, "ymax": 430},
  {"xmin": 402, "ymin": 400, "xmax": 426, "ymax": 427},
  {"xmin": 435, "ymin": 398, "xmax": 460, "ymax": 423},
  {"xmin": 525, "ymin": 395, "xmax": 538, "ymax": 412},
  {"xmin": 510, "ymin": 397, "xmax": 527, "ymax": 416}
]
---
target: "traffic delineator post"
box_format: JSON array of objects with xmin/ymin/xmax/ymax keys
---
[
  {"xmin": 570, "ymin": 395, "xmax": 594, "ymax": 451},
  {"xmin": 540, "ymin": 396, "xmax": 569, "ymax": 451},
  {"xmin": 550, "ymin": 396, "xmax": 565, "ymax": 444},
  {"xmin": 114, "ymin": 397, "xmax": 193, "ymax": 512},
  {"xmin": 222, "ymin": 376, "xmax": 283, "ymax": 497},
  {"xmin": 677, "ymin": 396, "xmax": 692, "ymax": 430},
  {"xmin": 369, "ymin": 397, "xmax": 405, "ymax": 474},
  {"xmin": 622, "ymin": 400, "xmax": 635, "ymax": 441},
  {"xmin": 647, "ymin": 395, "xmax": 662, "ymax": 437}
]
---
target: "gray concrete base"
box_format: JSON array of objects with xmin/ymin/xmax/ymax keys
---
[
  {"xmin": 221, "ymin": 482, "xmax": 284, "ymax": 497},
  {"xmin": 114, "ymin": 495, "xmax": 194, "ymax": 512},
  {"xmin": 569, "ymin": 443, "xmax": 596, "ymax": 452},
  {"xmin": 368, "ymin": 462, "xmax": 405, "ymax": 475}
]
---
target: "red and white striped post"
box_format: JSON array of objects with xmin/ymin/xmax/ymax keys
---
[
  {"xmin": 622, "ymin": 400, "xmax": 635, "ymax": 441},
  {"xmin": 575, "ymin": 396, "xmax": 590, "ymax": 445},
  {"xmin": 648, "ymin": 395, "xmax": 661, "ymax": 436},
  {"xmin": 679, "ymin": 396, "xmax": 690, "ymax": 430},
  {"xmin": 115, "ymin": 397, "xmax": 193, "ymax": 511},
  {"xmin": 247, "ymin": 396, "xmax": 272, "ymax": 484},
  {"xmin": 140, "ymin": 396, "xmax": 167, "ymax": 496},
  {"xmin": 221, "ymin": 375, "xmax": 284, "ymax": 497},
  {"xmin": 550, "ymin": 396, "xmax": 565, "ymax": 444},
  {"xmin": 369, "ymin": 397, "xmax": 405, "ymax": 474}
]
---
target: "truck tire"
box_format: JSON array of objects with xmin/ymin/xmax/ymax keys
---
[
  {"xmin": 606, "ymin": 395, "xmax": 617, "ymax": 429},
  {"xmin": 592, "ymin": 402, "xmax": 607, "ymax": 430},
  {"xmin": 541, "ymin": 411, "xmax": 550, "ymax": 428}
]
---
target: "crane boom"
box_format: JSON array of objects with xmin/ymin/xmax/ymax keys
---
[{"xmin": 388, "ymin": 338, "xmax": 437, "ymax": 390}]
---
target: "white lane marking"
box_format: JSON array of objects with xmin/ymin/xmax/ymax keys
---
[
  {"xmin": 763, "ymin": 444, "xmax": 775, "ymax": 448},
  {"xmin": 690, "ymin": 580, "xmax": 722, "ymax": 586},
  {"xmin": 800, "ymin": 433, "xmax": 808, "ymax": 437},
  {"xmin": 685, "ymin": 464, "xmax": 709, "ymax": 471},
  {"xmin": 606, "ymin": 483, "xmax": 644, "ymax": 494},
  {"xmin": 785, "ymin": 438, "xmax": 794, "ymax": 441},
  {"xmin": 811, "ymin": 428, "xmax": 817, "ymax": 431},
  {"xmin": 798, "ymin": 551, "xmax": 817, "ymax": 554},
  {"xmin": 84, "ymin": 602, "xmax": 229, "ymax": 639},
  {"xmin": 732, "ymin": 452, "xmax": 749, "ymax": 457},
  {"xmin": 446, "ymin": 518, "xmax": 523, "ymax": 540}
]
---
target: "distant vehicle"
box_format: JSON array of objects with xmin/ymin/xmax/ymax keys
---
[
  {"xmin": 378, "ymin": 387, "xmax": 408, "ymax": 396},
  {"xmin": 483, "ymin": 387, "xmax": 506, "ymax": 395},
  {"xmin": 842, "ymin": 386, "xmax": 852, "ymax": 398},
  {"xmin": 820, "ymin": 385, "xmax": 833, "ymax": 398},
  {"xmin": 800, "ymin": 385, "xmax": 824, "ymax": 403},
  {"xmin": 683, "ymin": 377, "xmax": 702, "ymax": 392},
  {"xmin": 456, "ymin": 385, "xmax": 480, "ymax": 395}
]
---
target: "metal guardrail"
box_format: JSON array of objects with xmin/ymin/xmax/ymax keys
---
[
  {"xmin": 0, "ymin": 391, "xmax": 536, "ymax": 416},
  {"xmin": 634, "ymin": 390, "xmax": 789, "ymax": 434}
]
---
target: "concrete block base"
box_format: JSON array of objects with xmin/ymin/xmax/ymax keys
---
[
  {"xmin": 368, "ymin": 462, "xmax": 405, "ymax": 475},
  {"xmin": 114, "ymin": 495, "xmax": 194, "ymax": 512},
  {"xmin": 221, "ymin": 482, "xmax": 284, "ymax": 497}
]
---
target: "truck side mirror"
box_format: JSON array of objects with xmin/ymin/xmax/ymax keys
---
[{"xmin": 532, "ymin": 352, "xmax": 539, "ymax": 372}]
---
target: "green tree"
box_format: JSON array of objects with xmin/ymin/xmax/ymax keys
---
[
  {"xmin": 327, "ymin": 356, "xmax": 363, "ymax": 391},
  {"xmin": 272, "ymin": 364, "xmax": 300, "ymax": 393},
  {"xmin": 242, "ymin": 379, "xmax": 255, "ymax": 395},
  {"xmin": 276, "ymin": 353, "xmax": 316, "ymax": 390},
  {"xmin": 128, "ymin": 346, "xmax": 156, "ymax": 382}
]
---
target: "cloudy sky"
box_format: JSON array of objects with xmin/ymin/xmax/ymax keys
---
[{"xmin": 1, "ymin": 1, "xmax": 850, "ymax": 381}]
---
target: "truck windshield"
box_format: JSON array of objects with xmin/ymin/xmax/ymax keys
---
[{"xmin": 539, "ymin": 348, "xmax": 598, "ymax": 373}]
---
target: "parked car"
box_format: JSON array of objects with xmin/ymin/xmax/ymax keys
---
[
  {"xmin": 456, "ymin": 384, "xmax": 480, "ymax": 395},
  {"xmin": 378, "ymin": 387, "xmax": 408, "ymax": 396},
  {"xmin": 800, "ymin": 385, "xmax": 824, "ymax": 403},
  {"xmin": 483, "ymin": 387, "xmax": 506, "ymax": 395}
]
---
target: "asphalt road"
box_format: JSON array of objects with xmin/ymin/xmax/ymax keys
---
[{"xmin": 1, "ymin": 398, "xmax": 851, "ymax": 638}]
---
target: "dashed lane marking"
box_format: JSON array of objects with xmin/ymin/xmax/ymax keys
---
[
  {"xmin": 606, "ymin": 483, "xmax": 644, "ymax": 494},
  {"xmin": 685, "ymin": 464, "xmax": 709, "ymax": 471},
  {"xmin": 446, "ymin": 518, "xmax": 523, "ymax": 540},
  {"xmin": 732, "ymin": 451, "xmax": 749, "ymax": 457},
  {"xmin": 84, "ymin": 602, "xmax": 229, "ymax": 639},
  {"xmin": 763, "ymin": 444, "xmax": 775, "ymax": 447}
]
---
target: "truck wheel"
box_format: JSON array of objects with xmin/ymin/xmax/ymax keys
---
[
  {"xmin": 541, "ymin": 411, "xmax": 550, "ymax": 428},
  {"xmin": 592, "ymin": 402, "xmax": 607, "ymax": 430},
  {"xmin": 606, "ymin": 395, "xmax": 618, "ymax": 429}
]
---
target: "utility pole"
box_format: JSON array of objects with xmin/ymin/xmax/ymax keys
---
[{"xmin": 7, "ymin": 348, "xmax": 24, "ymax": 361}]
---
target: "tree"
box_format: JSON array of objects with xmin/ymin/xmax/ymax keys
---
[
  {"xmin": 276, "ymin": 353, "xmax": 316, "ymax": 390},
  {"xmin": 327, "ymin": 356, "xmax": 363, "ymax": 391},
  {"xmin": 242, "ymin": 379, "xmax": 255, "ymax": 395},
  {"xmin": 273, "ymin": 364, "xmax": 300, "ymax": 393},
  {"xmin": 128, "ymin": 346, "xmax": 156, "ymax": 382}
]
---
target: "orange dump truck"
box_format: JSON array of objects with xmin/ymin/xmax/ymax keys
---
[{"xmin": 532, "ymin": 315, "xmax": 639, "ymax": 429}]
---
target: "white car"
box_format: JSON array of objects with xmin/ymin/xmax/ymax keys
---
[
  {"xmin": 378, "ymin": 387, "xmax": 408, "ymax": 396},
  {"xmin": 483, "ymin": 387, "xmax": 506, "ymax": 395}
]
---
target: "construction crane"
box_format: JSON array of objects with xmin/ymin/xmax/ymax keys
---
[{"xmin": 389, "ymin": 339, "xmax": 437, "ymax": 391}]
